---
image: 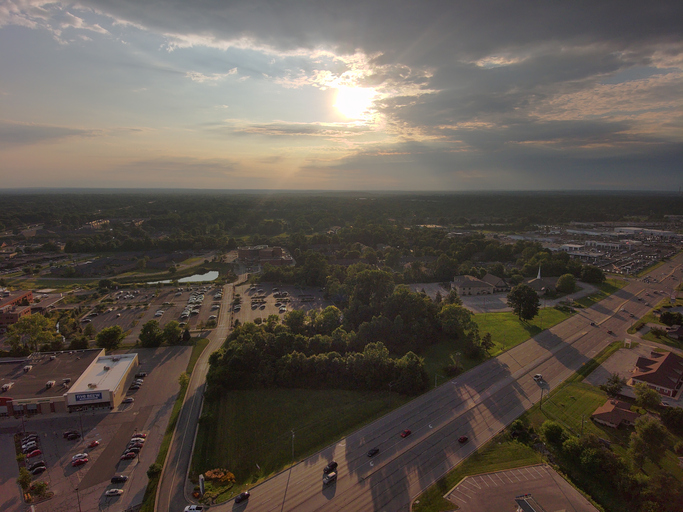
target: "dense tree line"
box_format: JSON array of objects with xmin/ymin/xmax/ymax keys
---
[{"xmin": 206, "ymin": 275, "xmax": 485, "ymax": 397}]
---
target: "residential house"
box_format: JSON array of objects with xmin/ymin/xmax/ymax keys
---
[{"xmin": 591, "ymin": 399, "xmax": 640, "ymax": 428}]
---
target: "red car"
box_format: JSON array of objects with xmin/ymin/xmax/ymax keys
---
[
  {"xmin": 131, "ymin": 433, "xmax": 147, "ymax": 438},
  {"xmin": 71, "ymin": 458, "xmax": 89, "ymax": 467},
  {"xmin": 400, "ymin": 429, "xmax": 412, "ymax": 438},
  {"xmin": 458, "ymin": 436, "xmax": 469, "ymax": 444},
  {"xmin": 27, "ymin": 449, "xmax": 42, "ymax": 458},
  {"xmin": 120, "ymin": 452, "xmax": 136, "ymax": 460},
  {"xmin": 89, "ymin": 440, "xmax": 100, "ymax": 448}
]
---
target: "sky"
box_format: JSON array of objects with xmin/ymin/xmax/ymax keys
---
[{"xmin": 0, "ymin": 1, "xmax": 681, "ymax": 191}]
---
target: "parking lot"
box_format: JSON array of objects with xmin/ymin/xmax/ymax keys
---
[
  {"xmin": 1, "ymin": 345, "xmax": 192, "ymax": 512},
  {"xmin": 233, "ymin": 282, "xmax": 331, "ymax": 324},
  {"xmin": 446, "ymin": 464, "xmax": 599, "ymax": 512}
]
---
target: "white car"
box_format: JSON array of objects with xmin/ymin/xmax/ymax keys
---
[
  {"xmin": 105, "ymin": 489, "xmax": 124, "ymax": 497},
  {"xmin": 533, "ymin": 374, "xmax": 543, "ymax": 382},
  {"xmin": 72, "ymin": 453, "xmax": 88, "ymax": 460},
  {"xmin": 122, "ymin": 397, "xmax": 134, "ymax": 404},
  {"xmin": 183, "ymin": 506, "xmax": 204, "ymax": 512}
]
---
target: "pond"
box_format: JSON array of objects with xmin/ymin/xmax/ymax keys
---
[{"xmin": 149, "ymin": 270, "xmax": 219, "ymax": 284}]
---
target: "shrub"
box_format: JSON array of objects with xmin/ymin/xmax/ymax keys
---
[
  {"xmin": 204, "ymin": 468, "xmax": 236, "ymax": 483},
  {"xmin": 147, "ymin": 463, "xmax": 162, "ymax": 478}
]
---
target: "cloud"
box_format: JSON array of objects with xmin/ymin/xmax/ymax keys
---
[
  {"xmin": 185, "ymin": 68, "xmax": 237, "ymax": 83},
  {"xmin": 229, "ymin": 121, "xmax": 373, "ymax": 138},
  {"xmin": 0, "ymin": 120, "xmax": 99, "ymax": 148}
]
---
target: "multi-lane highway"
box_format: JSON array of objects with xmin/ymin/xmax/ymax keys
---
[{"xmin": 162, "ymin": 255, "xmax": 681, "ymax": 512}]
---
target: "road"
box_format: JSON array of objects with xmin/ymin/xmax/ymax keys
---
[
  {"xmin": 155, "ymin": 280, "xmax": 235, "ymax": 512},
  {"xmin": 164, "ymin": 256, "xmax": 681, "ymax": 512}
]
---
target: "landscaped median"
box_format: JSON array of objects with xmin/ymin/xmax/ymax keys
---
[
  {"xmin": 139, "ymin": 336, "xmax": 209, "ymax": 512},
  {"xmin": 574, "ymin": 278, "xmax": 628, "ymax": 308}
]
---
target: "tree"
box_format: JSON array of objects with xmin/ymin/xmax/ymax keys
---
[
  {"xmin": 628, "ymin": 416, "xmax": 671, "ymax": 469},
  {"xmin": 96, "ymin": 325, "xmax": 124, "ymax": 351},
  {"xmin": 661, "ymin": 407, "xmax": 683, "ymax": 436},
  {"xmin": 7, "ymin": 314, "xmax": 58, "ymax": 352},
  {"xmin": 539, "ymin": 420, "xmax": 567, "ymax": 448},
  {"xmin": 634, "ymin": 382, "xmax": 661, "ymax": 409},
  {"xmin": 481, "ymin": 332, "xmax": 494, "ymax": 354},
  {"xmin": 139, "ymin": 320, "xmax": 163, "ymax": 347},
  {"xmin": 18, "ymin": 467, "xmax": 31, "ymax": 491},
  {"xmin": 555, "ymin": 273, "xmax": 576, "ymax": 293},
  {"xmin": 600, "ymin": 372, "xmax": 626, "ymax": 397},
  {"xmin": 660, "ymin": 311, "xmax": 683, "ymax": 326},
  {"xmin": 581, "ymin": 265, "xmax": 605, "ymax": 284},
  {"xmin": 83, "ymin": 322, "xmax": 96, "ymax": 338},
  {"xmin": 68, "ymin": 335, "xmax": 89, "ymax": 350},
  {"xmin": 506, "ymin": 284, "xmax": 540, "ymax": 321},
  {"xmin": 163, "ymin": 321, "xmax": 183, "ymax": 345}
]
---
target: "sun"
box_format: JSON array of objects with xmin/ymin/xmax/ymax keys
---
[{"xmin": 334, "ymin": 86, "xmax": 375, "ymax": 119}]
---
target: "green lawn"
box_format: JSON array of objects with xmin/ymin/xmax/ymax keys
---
[
  {"xmin": 635, "ymin": 260, "xmax": 666, "ymax": 278},
  {"xmin": 412, "ymin": 435, "xmax": 542, "ymax": 512},
  {"xmin": 575, "ymin": 278, "xmax": 628, "ymax": 308},
  {"xmin": 474, "ymin": 308, "xmax": 573, "ymax": 357},
  {"xmin": 192, "ymin": 389, "xmax": 409, "ymax": 491}
]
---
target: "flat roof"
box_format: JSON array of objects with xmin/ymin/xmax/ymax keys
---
[
  {"xmin": 446, "ymin": 464, "xmax": 599, "ymax": 512},
  {"xmin": 69, "ymin": 353, "xmax": 138, "ymax": 395},
  {"xmin": 0, "ymin": 349, "xmax": 102, "ymax": 402}
]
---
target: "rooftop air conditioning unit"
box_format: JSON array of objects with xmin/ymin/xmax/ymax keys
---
[{"xmin": 88, "ymin": 383, "xmax": 97, "ymax": 389}]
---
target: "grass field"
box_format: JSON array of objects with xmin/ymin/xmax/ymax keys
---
[
  {"xmin": 191, "ymin": 389, "xmax": 410, "ymax": 489},
  {"xmin": 575, "ymin": 278, "xmax": 628, "ymax": 308},
  {"xmin": 422, "ymin": 308, "xmax": 573, "ymax": 384}
]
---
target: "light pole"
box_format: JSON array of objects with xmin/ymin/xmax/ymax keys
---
[
  {"xmin": 291, "ymin": 430, "xmax": 295, "ymax": 462},
  {"xmin": 540, "ymin": 387, "xmax": 544, "ymax": 411}
]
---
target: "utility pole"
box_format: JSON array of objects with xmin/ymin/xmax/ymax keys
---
[{"xmin": 291, "ymin": 430, "xmax": 295, "ymax": 462}]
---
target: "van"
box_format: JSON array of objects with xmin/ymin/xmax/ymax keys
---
[{"xmin": 323, "ymin": 471, "xmax": 337, "ymax": 485}]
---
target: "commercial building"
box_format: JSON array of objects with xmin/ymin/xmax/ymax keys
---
[
  {"xmin": 0, "ymin": 349, "xmax": 138, "ymax": 417},
  {"xmin": 631, "ymin": 351, "xmax": 683, "ymax": 398},
  {"xmin": 452, "ymin": 275, "xmax": 494, "ymax": 295},
  {"xmin": 0, "ymin": 290, "xmax": 34, "ymax": 328}
]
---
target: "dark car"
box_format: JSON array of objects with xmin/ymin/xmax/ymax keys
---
[
  {"xmin": 67, "ymin": 433, "xmax": 81, "ymax": 440},
  {"xmin": 63, "ymin": 430, "xmax": 79, "ymax": 438},
  {"xmin": 129, "ymin": 385, "xmax": 140, "ymax": 390},
  {"xmin": 31, "ymin": 466, "xmax": 47, "ymax": 475},
  {"xmin": 135, "ymin": 372, "xmax": 148, "ymax": 378},
  {"xmin": 590, "ymin": 322, "xmax": 596, "ymax": 326},
  {"xmin": 458, "ymin": 436, "xmax": 469, "ymax": 443},
  {"xmin": 367, "ymin": 447, "xmax": 379, "ymax": 457},
  {"xmin": 120, "ymin": 452, "xmax": 136, "ymax": 460},
  {"xmin": 124, "ymin": 447, "xmax": 141, "ymax": 454},
  {"xmin": 111, "ymin": 475, "xmax": 129, "ymax": 483},
  {"xmin": 323, "ymin": 461, "xmax": 338, "ymax": 474},
  {"xmin": 28, "ymin": 461, "xmax": 46, "ymax": 471},
  {"xmin": 235, "ymin": 491, "xmax": 250, "ymax": 503},
  {"xmin": 607, "ymin": 330, "xmax": 614, "ymax": 335},
  {"xmin": 400, "ymin": 429, "xmax": 412, "ymax": 438}
]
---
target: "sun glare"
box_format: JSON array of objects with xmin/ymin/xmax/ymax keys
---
[{"xmin": 334, "ymin": 86, "xmax": 375, "ymax": 119}]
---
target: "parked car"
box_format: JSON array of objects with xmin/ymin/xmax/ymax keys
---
[
  {"xmin": 26, "ymin": 449, "xmax": 42, "ymax": 458},
  {"xmin": 183, "ymin": 506, "xmax": 204, "ymax": 512},
  {"xmin": 129, "ymin": 384, "xmax": 140, "ymax": 390},
  {"xmin": 105, "ymin": 489, "xmax": 124, "ymax": 496},
  {"xmin": 67, "ymin": 432, "xmax": 81, "ymax": 440},
  {"xmin": 120, "ymin": 452, "xmax": 136, "ymax": 460},
  {"xmin": 135, "ymin": 372, "xmax": 147, "ymax": 378},
  {"xmin": 323, "ymin": 461, "xmax": 338, "ymax": 474},
  {"xmin": 367, "ymin": 447, "xmax": 379, "ymax": 457},
  {"xmin": 122, "ymin": 397, "xmax": 134, "ymax": 404},
  {"xmin": 28, "ymin": 461, "xmax": 46, "ymax": 471},
  {"xmin": 31, "ymin": 466, "xmax": 47, "ymax": 475},
  {"xmin": 124, "ymin": 447, "xmax": 141, "ymax": 454},
  {"xmin": 400, "ymin": 429, "xmax": 412, "ymax": 438},
  {"xmin": 72, "ymin": 453, "xmax": 88, "ymax": 460},
  {"xmin": 533, "ymin": 374, "xmax": 543, "ymax": 382},
  {"xmin": 323, "ymin": 471, "xmax": 337, "ymax": 485},
  {"xmin": 22, "ymin": 434, "xmax": 39, "ymax": 444},
  {"xmin": 111, "ymin": 475, "xmax": 129, "ymax": 483},
  {"xmin": 89, "ymin": 440, "xmax": 100, "ymax": 448},
  {"xmin": 131, "ymin": 433, "xmax": 147, "ymax": 438},
  {"xmin": 607, "ymin": 330, "xmax": 614, "ymax": 335},
  {"xmin": 22, "ymin": 442, "xmax": 37, "ymax": 453},
  {"xmin": 235, "ymin": 492, "xmax": 251, "ymax": 503},
  {"xmin": 71, "ymin": 458, "xmax": 89, "ymax": 467},
  {"xmin": 458, "ymin": 436, "xmax": 469, "ymax": 443}
]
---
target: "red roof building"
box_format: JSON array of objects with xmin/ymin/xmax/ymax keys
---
[
  {"xmin": 591, "ymin": 399, "xmax": 640, "ymax": 428},
  {"xmin": 631, "ymin": 351, "xmax": 683, "ymax": 397}
]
